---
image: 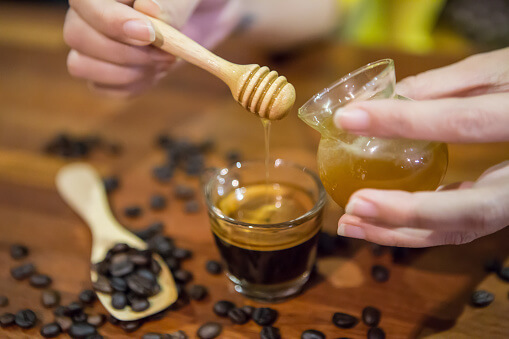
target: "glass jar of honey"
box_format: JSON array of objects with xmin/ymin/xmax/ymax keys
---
[{"xmin": 298, "ymin": 59, "xmax": 448, "ymax": 208}]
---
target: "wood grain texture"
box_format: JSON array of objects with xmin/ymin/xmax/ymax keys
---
[{"xmin": 0, "ymin": 3, "xmax": 508, "ymax": 339}]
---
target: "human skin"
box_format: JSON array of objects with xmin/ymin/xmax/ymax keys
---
[{"xmin": 334, "ymin": 48, "xmax": 509, "ymax": 247}]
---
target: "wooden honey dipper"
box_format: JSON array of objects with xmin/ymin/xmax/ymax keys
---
[{"xmin": 148, "ymin": 17, "xmax": 296, "ymax": 120}]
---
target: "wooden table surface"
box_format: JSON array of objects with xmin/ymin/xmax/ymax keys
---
[{"xmin": 1, "ymin": 3, "xmax": 508, "ymax": 339}]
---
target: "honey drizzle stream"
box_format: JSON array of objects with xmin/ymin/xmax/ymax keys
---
[{"xmin": 261, "ymin": 118, "xmax": 271, "ymax": 204}]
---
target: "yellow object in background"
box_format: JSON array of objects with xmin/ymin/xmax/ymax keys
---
[{"xmin": 341, "ymin": 0, "xmax": 448, "ymax": 53}]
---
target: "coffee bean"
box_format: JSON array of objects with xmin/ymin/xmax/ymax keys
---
[
  {"xmin": 0, "ymin": 296, "xmax": 8, "ymax": 307},
  {"xmin": 11, "ymin": 263, "xmax": 35, "ymax": 280},
  {"xmin": 498, "ymin": 266, "xmax": 509, "ymax": 282},
  {"xmin": 332, "ymin": 312, "xmax": 358, "ymax": 329},
  {"xmin": 119, "ymin": 320, "xmax": 142, "ymax": 332},
  {"xmin": 188, "ymin": 285, "xmax": 208, "ymax": 301},
  {"xmin": 103, "ymin": 176, "xmax": 119, "ymax": 194},
  {"xmin": 10, "ymin": 244, "xmax": 29, "ymax": 259},
  {"xmin": 301, "ymin": 329, "xmax": 325, "ymax": 339},
  {"xmin": 40, "ymin": 322, "xmax": 62, "ymax": 338},
  {"xmin": 213, "ymin": 300, "xmax": 235, "ymax": 317},
  {"xmin": 134, "ymin": 222, "xmax": 164, "ymax": 241},
  {"xmin": 111, "ymin": 243, "xmax": 130, "ymax": 254},
  {"xmin": 147, "ymin": 235, "xmax": 175, "ymax": 258},
  {"xmin": 471, "ymin": 290, "xmax": 494, "ymax": 307},
  {"xmin": 110, "ymin": 277, "xmax": 128, "ymax": 292},
  {"xmin": 184, "ymin": 200, "xmax": 200, "ymax": 213},
  {"xmin": 29, "ymin": 274, "xmax": 52, "ymax": 288},
  {"xmin": 260, "ymin": 326, "xmax": 281, "ymax": 339},
  {"xmin": 197, "ymin": 322, "xmax": 222, "ymax": 339},
  {"xmin": 150, "ymin": 259, "xmax": 162, "ymax": 275},
  {"xmin": 53, "ymin": 306, "xmax": 67, "ymax": 317},
  {"xmin": 253, "ymin": 307, "xmax": 278, "ymax": 326},
  {"xmin": 93, "ymin": 276, "xmax": 113, "ymax": 293},
  {"xmin": 110, "ymin": 258, "xmax": 135, "ymax": 277},
  {"xmin": 15, "ymin": 309, "xmax": 37, "ymax": 329},
  {"xmin": 55, "ymin": 316, "xmax": 72, "ymax": 332},
  {"xmin": 172, "ymin": 248, "xmax": 192, "ymax": 260},
  {"xmin": 205, "ymin": 260, "xmax": 222, "ymax": 275},
  {"xmin": 241, "ymin": 305, "xmax": 255, "ymax": 317},
  {"xmin": 371, "ymin": 265, "xmax": 390, "ymax": 283},
  {"xmin": 112, "ymin": 292, "xmax": 128, "ymax": 309},
  {"xmin": 137, "ymin": 268, "xmax": 157, "ymax": 284},
  {"xmin": 87, "ymin": 334, "xmax": 104, "ymax": 339},
  {"xmin": 484, "ymin": 258, "xmax": 502, "ymax": 273},
  {"xmin": 0, "ymin": 313, "xmax": 15, "ymax": 328},
  {"xmin": 41, "ymin": 290, "xmax": 60, "ymax": 308},
  {"xmin": 168, "ymin": 330, "xmax": 188, "ymax": 339},
  {"xmin": 64, "ymin": 302, "xmax": 83, "ymax": 317},
  {"xmin": 130, "ymin": 297, "xmax": 150, "ymax": 312},
  {"xmin": 124, "ymin": 205, "xmax": 142, "ymax": 218},
  {"xmin": 150, "ymin": 194, "xmax": 167, "ymax": 210},
  {"xmin": 108, "ymin": 315, "xmax": 120, "ymax": 325},
  {"xmin": 165, "ymin": 257, "xmax": 180, "ymax": 271},
  {"xmin": 73, "ymin": 312, "xmax": 88, "ymax": 323},
  {"xmin": 127, "ymin": 274, "xmax": 154, "ymax": 297},
  {"xmin": 78, "ymin": 289, "xmax": 96, "ymax": 305},
  {"xmin": 143, "ymin": 333, "xmax": 165, "ymax": 339},
  {"xmin": 228, "ymin": 308, "xmax": 249, "ymax": 324},
  {"xmin": 87, "ymin": 314, "xmax": 106, "ymax": 328},
  {"xmin": 69, "ymin": 322, "xmax": 97, "ymax": 338},
  {"xmin": 153, "ymin": 165, "xmax": 174, "ymax": 182},
  {"xmin": 129, "ymin": 250, "xmax": 152, "ymax": 266},
  {"xmin": 174, "ymin": 185, "xmax": 195, "ymax": 200},
  {"xmin": 174, "ymin": 270, "xmax": 193, "ymax": 284},
  {"xmin": 362, "ymin": 306, "xmax": 381, "ymax": 327},
  {"xmin": 367, "ymin": 327, "xmax": 386, "ymax": 339}
]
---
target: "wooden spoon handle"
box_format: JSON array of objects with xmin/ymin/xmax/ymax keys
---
[
  {"xmin": 147, "ymin": 17, "xmax": 241, "ymax": 87},
  {"xmin": 55, "ymin": 163, "xmax": 119, "ymax": 238}
]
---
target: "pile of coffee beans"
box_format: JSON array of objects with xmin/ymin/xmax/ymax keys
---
[
  {"xmin": 44, "ymin": 133, "xmax": 121, "ymax": 159},
  {"xmin": 92, "ymin": 243, "xmax": 162, "ymax": 312}
]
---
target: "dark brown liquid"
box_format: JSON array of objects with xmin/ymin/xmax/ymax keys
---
[{"xmin": 213, "ymin": 232, "xmax": 319, "ymax": 285}]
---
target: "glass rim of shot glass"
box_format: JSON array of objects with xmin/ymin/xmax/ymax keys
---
[
  {"xmin": 203, "ymin": 158, "xmax": 327, "ymax": 230},
  {"xmin": 298, "ymin": 58, "xmax": 394, "ymax": 121}
]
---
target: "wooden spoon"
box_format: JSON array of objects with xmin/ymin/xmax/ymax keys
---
[
  {"xmin": 55, "ymin": 163, "xmax": 177, "ymax": 321},
  {"xmin": 148, "ymin": 17, "xmax": 296, "ymax": 120}
]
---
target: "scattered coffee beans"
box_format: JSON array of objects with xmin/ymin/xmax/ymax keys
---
[
  {"xmin": 15, "ymin": 309, "xmax": 37, "ymax": 329},
  {"xmin": 301, "ymin": 329, "xmax": 325, "ymax": 339},
  {"xmin": 260, "ymin": 326, "xmax": 281, "ymax": 339},
  {"xmin": 241, "ymin": 305, "xmax": 255, "ymax": 317},
  {"xmin": 87, "ymin": 314, "xmax": 106, "ymax": 328},
  {"xmin": 134, "ymin": 222, "xmax": 164, "ymax": 241},
  {"xmin": 213, "ymin": 300, "xmax": 235, "ymax": 317},
  {"xmin": 10, "ymin": 244, "xmax": 29, "ymax": 259},
  {"xmin": 0, "ymin": 296, "xmax": 8, "ymax": 307},
  {"xmin": 371, "ymin": 265, "xmax": 390, "ymax": 283},
  {"xmin": 124, "ymin": 205, "xmax": 142, "ymax": 218},
  {"xmin": 174, "ymin": 185, "xmax": 195, "ymax": 200},
  {"xmin": 40, "ymin": 322, "xmax": 62, "ymax": 338},
  {"xmin": 41, "ymin": 290, "xmax": 60, "ymax": 308},
  {"xmin": 228, "ymin": 307, "xmax": 249, "ymax": 324},
  {"xmin": 471, "ymin": 290, "xmax": 494, "ymax": 307},
  {"xmin": 174, "ymin": 269, "xmax": 193, "ymax": 284},
  {"xmin": 184, "ymin": 200, "xmax": 200, "ymax": 213},
  {"xmin": 79, "ymin": 289, "xmax": 97, "ymax": 305},
  {"xmin": 362, "ymin": 306, "xmax": 381, "ymax": 327},
  {"xmin": 103, "ymin": 176, "xmax": 120, "ymax": 194},
  {"xmin": 483, "ymin": 258, "xmax": 502, "ymax": 273},
  {"xmin": 150, "ymin": 194, "xmax": 167, "ymax": 210},
  {"xmin": 120, "ymin": 320, "xmax": 143, "ymax": 332},
  {"xmin": 29, "ymin": 274, "xmax": 52, "ymax": 288},
  {"xmin": 0, "ymin": 313, "xmax": 15, "ymax": 328},
  {"xmin": 188, "ymin": 285, "xmax": 208, "ymax": 301},
  {"xmin": 332, "ymin": 312, "xmax": 358, "ymax": 329},
  {"xmin": 197, "ymin": 322, "xmax": 222, "ymax": 339},
  {"xmin": 367, "ymin": 327, "xmax": 386, "ymax": 339},
  {"xmin": 205, "ymin": 260, "xmax": 222, "ymax": 275},
  {"xmin": 498, "ymin": 267, "xmax": 509, "ymax": 282},
  {"xmin": 11, "ymin": 263, "xmax": 35, "ymax": 280},
  {"xmin": 253, "ymin": 307, "xmax": 278, "ymax": 326},
  {"xmin": 173, "ymin": 248, "xmax": 192, "ymax": 260},
  {"xmin": 64, "ymin": 301, "xmax": 84, "ymax": 317},
  {"xmin": 69, "ymin": 322, "xmax": 98, "ymax": 338}
]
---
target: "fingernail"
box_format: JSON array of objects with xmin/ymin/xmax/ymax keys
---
[
  {"xmin": 123, "ymin": 20, "xmax": 156, "ymax": 43},
  {"xmin": 345, "ymin": 198, "xmax": 378, "ymax": 218},
  {"xmin": 338, "ymin": 223, "xmax": 366, "ymax": 239},
  {"xmin": 334, "ymin": 108, "xmax": 370, "ymax": 132},
  {"xmin": 150, "ymin": 0, "xmax": 161, "ymax": 10}
]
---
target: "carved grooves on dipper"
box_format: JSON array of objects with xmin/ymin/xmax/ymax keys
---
[{"xmin": 237, "ymin": 66, "xmax": 260, "ymax": 109}]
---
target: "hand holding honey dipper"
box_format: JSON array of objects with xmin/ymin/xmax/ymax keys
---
[{"xmin": 335, "ymin": 48, "xmax": 509, "ymax": 247}]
